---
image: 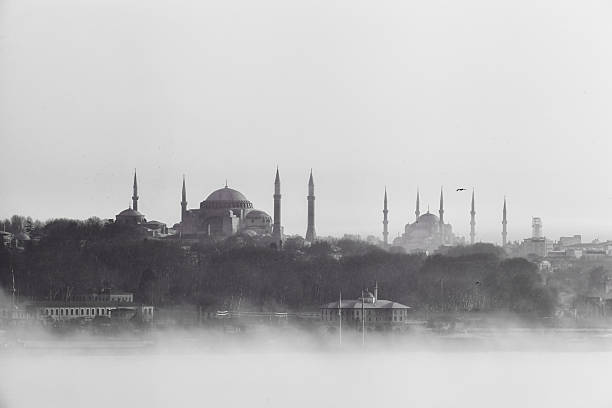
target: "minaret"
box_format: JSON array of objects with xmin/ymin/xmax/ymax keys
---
[
  {"xmin": 132, "ymin": 169, "xmax": 139, "ymax": 212},
  {"xmin": 415, "ymin": 188, "xmax": 420, "ymax": 221},
  {"xmin": 305, "ymin": 170, "xmax": 316, "ymax": 242},
  {"xmin": 470, "ymin": 189, "xmax": 476, "ymax": 245},
  {"xmin": 439, "ymin": 187, "xmax": 445, "ymax": 243},
  {"xmin": 272, "ymin": 167, "xmax": 282, "ymax": 245},
  {"xmin": 439, "ymin": 187, "xmax": 444, "ymax": 224},
  {"xmin": 382, "ymin": 188, "xmax": 389, "ymax": 246},
  {"xmin": 502, "ymin": 196, "xmax": 507, "ymax": 247},
  {"xmin": 181, "ymin": 175, "xmax": 187, "ymax": 222}
]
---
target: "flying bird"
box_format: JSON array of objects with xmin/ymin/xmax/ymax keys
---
[{"xmin": 456, "ymin": 188, "xmax": 467, "ymax": 191}]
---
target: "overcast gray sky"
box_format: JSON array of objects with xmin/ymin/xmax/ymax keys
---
[{"xmin": 1, "ymin": 0, "xmax": 611, "ymax": 243}]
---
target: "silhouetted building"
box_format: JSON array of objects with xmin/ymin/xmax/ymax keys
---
[
  {"xmin": 558, "ymin": 235, "xmax": 582, "ymax": 248},
  {"xmin": 31, "ymin": 292, "xmax": 153, "ymax": 322},
  {"xmin": 393, "ymin": 188, "xmax": 459, "ymax": 253},
  {"xmin": 516, "ymin": 217, "xmax": 552, "ymax": 258},
  {"xmin": 178, "ymin": 169, "xmax": 299, "ymax": 246}
]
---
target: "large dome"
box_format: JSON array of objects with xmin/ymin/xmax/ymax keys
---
[
  {"xmin": 201, "ymin": 186, "xmax": 253, "ymax": 209},
  {"xmin": 206, "ymin": 187, "xmax": 248, "ymax": 202},
  {"xmin": 117, "ymin": 208, "xmax": 143, "ymax": 217},
  {"xmin": 417, "ymin": 212, "xmax": 439, "ymax": 224}
]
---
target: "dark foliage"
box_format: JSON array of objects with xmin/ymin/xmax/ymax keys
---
[{"xmin": 0, "ymin": 219, "xmax": 556, "ymax": 315}]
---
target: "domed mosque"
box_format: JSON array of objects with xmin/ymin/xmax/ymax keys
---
[
  {"xmin": 391, "ymin": 187, "xmax": 464, "ymax": 253},
  {"xmin": 115, "ymin": 170, "xmax": 169, "ymax": 236},
  {"xmin": 177, "ymin": 167, "xmax": 317, "ymax": 248},
  {"xmin": 179, "ymin": 181, "xmax": 274, "ymax": 239},
  {"xmin": 113, "ymin": 168, "xmax": 318, "ymax": 246}
]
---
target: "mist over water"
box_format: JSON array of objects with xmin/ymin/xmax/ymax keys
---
[
  {"xmin": 2, "ymin": 325, "xmax": 612, "ymax": 408},
  {"xmin": 1, "ymin": 347, "xmax": 611, "ymax": 408}
]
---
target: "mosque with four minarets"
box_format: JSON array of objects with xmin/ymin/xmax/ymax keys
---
[{"xmin": 383, "ymin": 188, "xmax": 478, "ymax": 253}]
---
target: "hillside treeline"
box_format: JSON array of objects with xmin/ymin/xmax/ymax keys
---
[{"xmin": 0, "ymin": 218, "xmax": 556, "ymax": 315}]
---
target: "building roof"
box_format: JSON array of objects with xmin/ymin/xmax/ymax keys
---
[
  {"xmin": 245, "ymin": 209, "xmax": 271, "ymax": 219},
  {"xmin": 144, "ymin": 220, "xmax": 164, "ymax": 225},
  {"xmin": 205, "ymin": 187, "xmax": 248, "ymax": 202},
  {"xmin": 201, "ymin": 186, "xmax": 253, "ymax": 209},
  {"xmin": 117, "ymin": 208, "xmax": 143, "ymax": 217},
  {"xmin": 320, "ymin": 299, "xmax": 410, "ymax": 309},
  {"xmin": 28, "ymin": 301, "xmax": 149, "ymax": 308},
  {"xmin": 417, "ymin": 212, "xmax": 439, "ymax": 224}
]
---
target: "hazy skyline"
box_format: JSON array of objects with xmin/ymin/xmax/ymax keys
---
[{"xmin": 1, "ymin": 0, "xmax": 611, "ymax": 243}]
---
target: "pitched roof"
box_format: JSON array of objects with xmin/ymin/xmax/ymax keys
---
[{"xmin": 320, "ymin": 299, "xmax": 410, "ymax": 309}]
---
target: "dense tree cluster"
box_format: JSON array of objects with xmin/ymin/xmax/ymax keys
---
[{"xmin": 0, "ymin": 217, "xmax": 556, "ymax": 316}]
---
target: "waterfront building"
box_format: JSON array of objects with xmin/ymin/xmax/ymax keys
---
[
  {"xmin": 28, "ymin": 291, "xmax": 153, "ymax": 322},
  {"xmin": 320, "ymin": 286, "xmax": 410, "ymax": 330}
]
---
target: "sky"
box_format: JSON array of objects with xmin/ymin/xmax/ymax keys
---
[{"xmin": 1, "ymin": 0, "xmax": 611, "ymax": 243}]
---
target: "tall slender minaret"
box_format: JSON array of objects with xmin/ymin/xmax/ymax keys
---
[
  {"xmin": 181, "ymin": 175, "xmax": 187, "ymax": 222},
  {"xmin": 305, "ymin": 170, "xmax": 316, "ymax": 242},
  {"xmin": 415, "ymin": 188, "xmax": 420, "ymax": 221},
  {"xmin": 272, "ymin": 167, "xmax": 282, "ymax": 245},
  {"xmin": 132, "ymin": 169, "xmax": 139, "ymax": 212},
  {"xmin": 502, "ymin": 197, "xmax": 507, "ymax": 247},
  {"xmin": 439, "ymin": 187, "xmax": 445, "ymax": 243},
  {"xmin": 470, "ymin": 189, "xmax": 476, "ymax": 245},
  {"xmin": 382, "ymin": 188, "xmax": 389, "ymax": 246}
]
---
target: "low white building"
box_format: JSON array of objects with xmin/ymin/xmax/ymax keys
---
[{"xmin": 320, "ymin": 287, "xmax": 410, "ymax": 329}]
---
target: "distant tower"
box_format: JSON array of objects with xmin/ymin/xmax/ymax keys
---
[
  {"xmin": 305, "ymin": 170, "xmax": 316, "ymax": 242},
  {"xmin": 272, "ymin": 167, "xmax": 282, "ymax": 245},
  {"xmin": 181, "ymin": 175, "xmax": 187, "ymax": 222},
  {"xmin": 470, "ymin": 189, "xmax": 476, "ymax": 245},
  {"xmin": 439, "ymin": 187, "xmax": 445, "ymax": 243},
  {"xmin": 132, "ymin": 169, "xmax": 139, "ymax": 212},
  {"xmin": 415, "ymin": 188, "xmax": 420, "ymax": 221},
  {"xmin": 382, "ymin": 188, "xmax": 389, "ymax": 246},
  {"xmin": 502, "ymin": 197, "xmax": 507, "ymax": 247},
  {"xmin": 532, "ymin": 217, "xmax": 543, "ymax": 238}
]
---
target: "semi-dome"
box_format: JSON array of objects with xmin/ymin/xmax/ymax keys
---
[
  {"xmin": 201, "ymin": 186, "xmax": 253, "ymax": 209},
  {"xmin": 245, "ymin": 209, "xmax": 271, "ymax": 219}
]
